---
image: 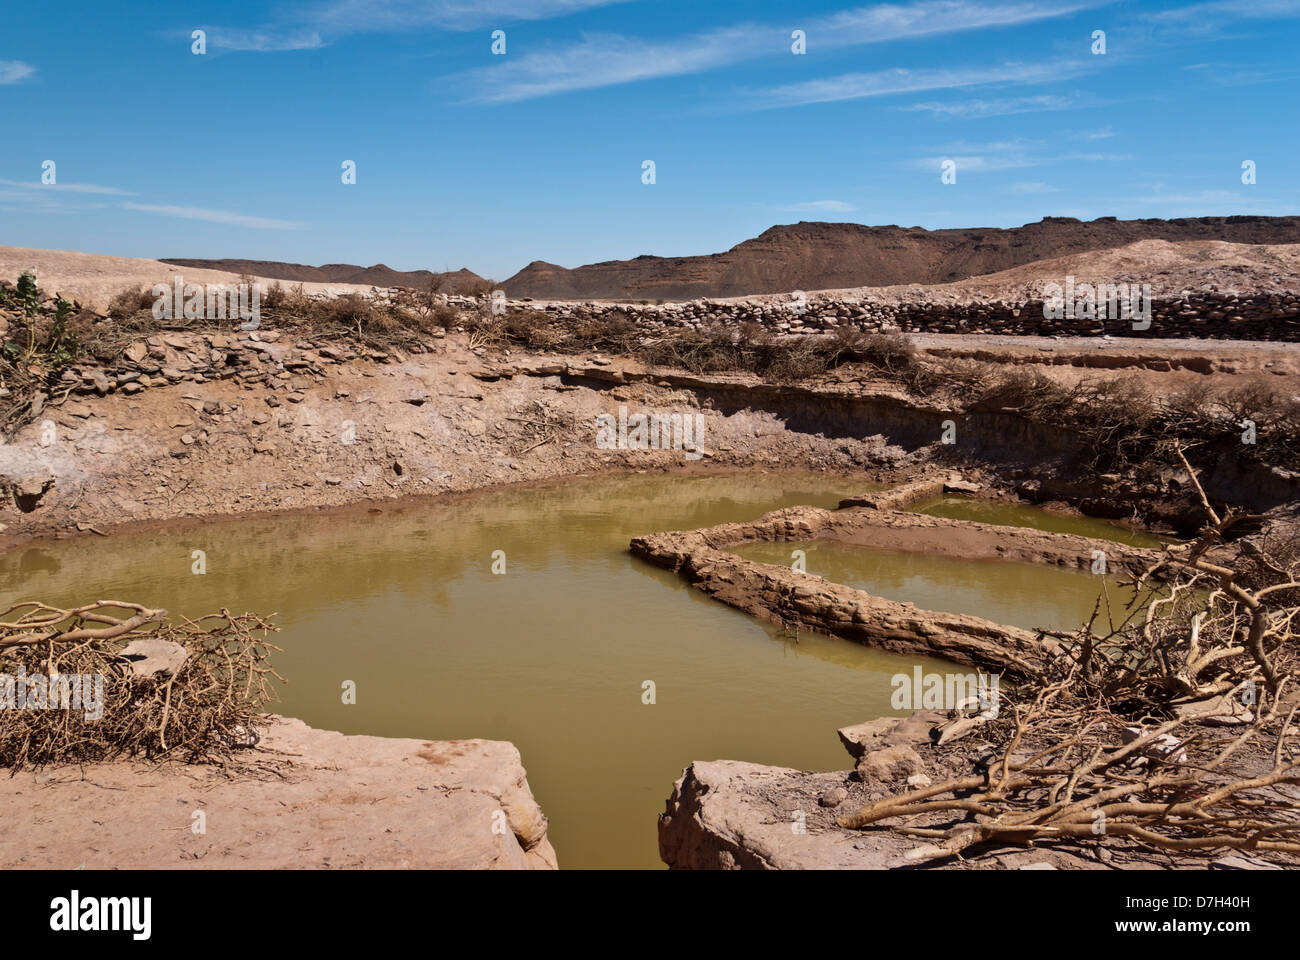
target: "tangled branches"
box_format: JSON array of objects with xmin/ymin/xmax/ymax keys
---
[
  {"xmin": 839, "ymin": 675, "xmax": 1300, "ymax": 861},
  {"xmin": 837, "ymin": 455, "xmax": 1300, "ymax": 863},
  {"xmin": 0, "ymin": 600, "xmax": 283, "ymax": 771}
]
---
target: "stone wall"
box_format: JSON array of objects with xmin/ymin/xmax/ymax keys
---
[{"xmin": 484, "ymin": 290, "xmax": 1300, "ymax": 341}]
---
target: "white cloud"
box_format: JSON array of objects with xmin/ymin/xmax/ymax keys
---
[
  {"xmin": 311, "ymin": 0, "xmax": 633, "ymax": 32},
  {"xmin": 0, "ymin": 61, "xmax": 36, "ymax": 84},
  {"xmin": 749, "ymin": 61, "xmax": 1088, "ymax": 110},
  {"xmin": 457, "ymin": 0, "xmax": 1104, "ymax": 103},
  {"xmin": 1007, "ymin": 181, "xmax": 1058, "ymax": 194},
  {"xmin": 1146, "ymin": 0, "xmax": 1300, "ymax": 23},
  {"xmin": 122, "ymin": 202, "xmax": 308, "ymax": 230},
  {"xmin": 917, "ymin": 154, "xmax": 1043, "ymax": 172},
  {"xmin": 207, "ymin": 29, "xmax": 326, "ymax": 52},
  {"xmin": 0, "ymin": 178, "xmax": 133, "ymax": 196},
  {"xmin": 903, "ymin": 94, "xmax": 1078, "ymax": 118},
  {"xmin": 780, "ymin": 200, "xmax": 857, "ymax": 213}
]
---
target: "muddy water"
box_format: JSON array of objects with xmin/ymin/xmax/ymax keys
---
[
  {"xmin": 1, "ymin": 472, "xmax": 958, "ymax": 869},
  {"xmin": 733, "ymin": 539, "xmax": 1133, "ymax": 635},
  {"xmin": 909, "ymin": 495, "xmax": 1168, "ymax": 548},
  {"xmin": 0, "ymin": 474, "xmax": 1136, "ymax": 869}
]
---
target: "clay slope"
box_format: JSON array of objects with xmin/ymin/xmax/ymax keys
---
[
  {"xmin": 160, "ymin": 258, "xmax": 488, "ymax": 293},
  {"xmin": 502, "ymin": 216, "xmax": 1300, "ymax": 301}
]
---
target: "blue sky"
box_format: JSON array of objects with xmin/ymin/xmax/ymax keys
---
[{"xmin": 2, "ymin": 0, "xmax": 1297, "ymax": 280}]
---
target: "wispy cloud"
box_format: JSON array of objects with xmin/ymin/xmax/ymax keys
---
[
  {"xmin": 0, "ymin": 178, "xmax": 133, "ymax": 196},
  {"xmin": 456, "ymin": 0, "xmax": 1104, "ymax": 103},
  {"xmin": 1119, "ymin": 187, "xmax": 1289, "ymax": 216},
  {"xmin": 122, "ymin": 202, "xmax": 308, "ymax": 230},
  {"xmin": 917, "ymin": 154, "xmax": 1044, "ymax": 172},
  {"xmin": 1007, "ymin": 181, "xmax": 1059, "ymax": 194},
  {"xmin": 779, "ymin": 200, "xmax": 857, "ymax": 214},
  {"xmin": 207, "ymin": 0, "xmax": 632, "ymax": 52},
  {"xmin": 0, "ymin": 61, "xmax": 36, "ymax": 84},
  {"xmin": 913, "ymin": 138, "xmax": 1130, "ymax": 174},
  {"xmin": 902, "ymin": 93, "xmax": 1079, "ymax": 118},
  {"xmin": 744, "ymin": 60, "xmax": 1090, "ymax": 110},
  {"xmin": 1146, "ymin": 0, "xmax": 1300, "ymax": 24},
  {"xmin": 310, "ymin": 0, "xmax": 633, "ymax": 32},
  {"xmin": 1076, "ymin": 125, "xmax": 1115, "ymax": 140},
  {"xmin": 206, "ymin": 28, "xmax": 326, "ymax": 52}
]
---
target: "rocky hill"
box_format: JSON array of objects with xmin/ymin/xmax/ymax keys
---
[{"xmin": 501, "ymin": 216, "xmax": 1300, "ymax": 301}]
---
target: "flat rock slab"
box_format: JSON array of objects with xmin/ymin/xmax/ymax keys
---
[
  {"xmin": 0, "ymin": 716, "xmax": 556, "ymax": 869},
  {"xmin": 659, "ymin": 759, "xmax": 1107, "ymax": 871}
]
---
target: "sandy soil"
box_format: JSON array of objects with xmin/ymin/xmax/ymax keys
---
[{"xmin": 0, "ymin": 246, "xmax": 381, "ymax": 310}]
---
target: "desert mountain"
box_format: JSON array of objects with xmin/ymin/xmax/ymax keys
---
[
  {"xmin": 501, "ymin": 216, "xmax": 1300, "ymax": 301},
  {"xmin": 159, "ymin": 258, "xmax": 488, "ymax": 293}
]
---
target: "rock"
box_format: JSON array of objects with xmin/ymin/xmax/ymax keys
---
[
  {"xmin": 118, "ymin": 637, "xmax": 188, "ymax": 677},
  {"xmin": 856, "ymin": 744, "xmax": 926, "ymax": 782},
  {"xmin": 1121, "ymin": 726, "xmax": 1189, "ymax": 766},
  {"xmin": 943, "ymin": 479, "xmax": 982, "ymax": 494},
  {"xmin": 86, "ymin": 370, "xmax": 110, "ymax": 395},
  {"xmin": 12, "ymin": 476, "xmax": 54, "ymax": 512},
  {"xmin": 124, "ymin": 340, "xmax": 148, "ymax": 362},
  {"xmin": 818, "ymin": 786, "xmax": 848, "ymax": 808},
  {"xmin": 905, "ymin": 773, "xmax": 933, "ymax": 788},
  {"xmin": 837, "ymin": 717, "xmax": 905, "ymax": 759}
]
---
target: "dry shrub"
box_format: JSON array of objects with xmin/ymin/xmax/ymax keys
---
[
  {"xmin": 572, "ymin": 310, "xmax": 641, "ymax": 354},
  {"xmin": 106, "ymin": 285, "xmax": 155, "ymax": 319},
  {"xmin": 0, "ymin": 601, "xmax": 283, "ymax": 770}
]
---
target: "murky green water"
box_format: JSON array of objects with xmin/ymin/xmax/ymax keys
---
[
  {"xmin": 732, "ymin": 539, "xmax": 1132, "ymax": 635},
  {"xmin": 1, "ymin": 472, "xmax": 959, "ymax": 869},
  {"xmin": 0, "ymin": 473, "xmax": 1142, "ymax": 869},
  {"xmin": 909, "ymin": 496, "xmax": 1168, "ymax": 548}
]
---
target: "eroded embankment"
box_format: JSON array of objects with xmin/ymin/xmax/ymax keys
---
[
  {"xmin": 549, "ymin": 361, "xmax": 1300, "ymax": 520},
  {"xmin": 2, "ymin": 323, "xmax": 1296, "ymax": 548}
]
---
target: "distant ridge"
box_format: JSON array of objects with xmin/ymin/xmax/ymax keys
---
[
  {"xmin": 158, "ymin": 258, "xmax": 489, "ymax": 293},
  {"xmin": 500, "ymin": 215, "xmax": 1300, "ymax": 301}
]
